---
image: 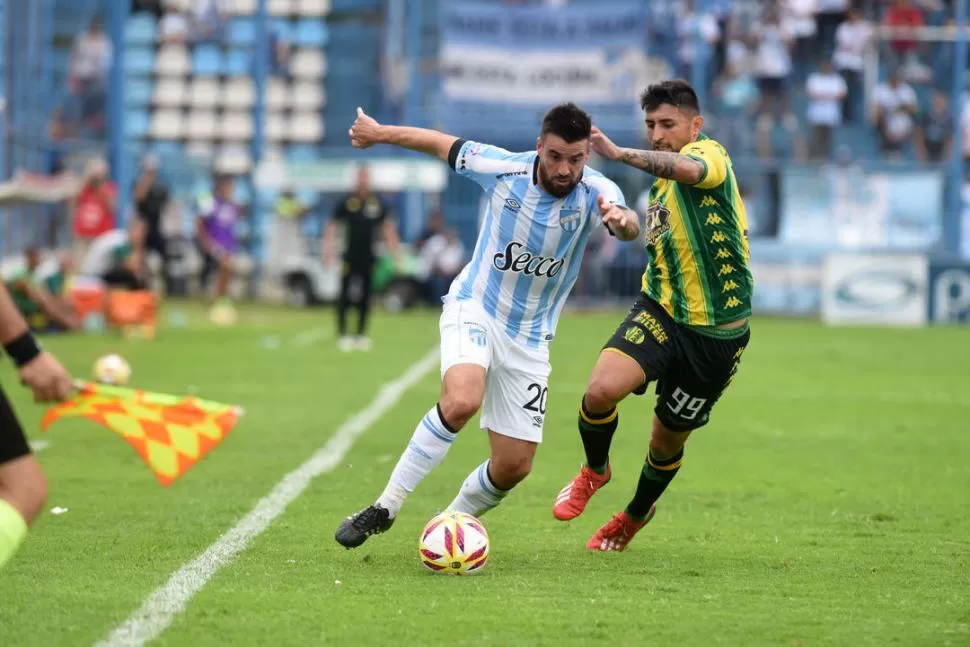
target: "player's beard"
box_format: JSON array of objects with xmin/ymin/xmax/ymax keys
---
[{"xmin": 537, "ymin": 164, "xmax": 580, "ymax": 198}]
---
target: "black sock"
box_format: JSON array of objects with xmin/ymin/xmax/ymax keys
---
[
  {"xmin": 578, "ymin": 398, "xmax": 618, "ymax": 474},
  {"xmin": 625, "ymin": 448, "xmax": 684, "ymax": 520}
]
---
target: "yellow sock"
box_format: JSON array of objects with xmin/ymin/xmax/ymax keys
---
[{"xmin": 0, "ymin": 498, "xmax": 28, "ymax": 570}]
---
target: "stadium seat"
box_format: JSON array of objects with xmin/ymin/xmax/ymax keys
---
[
  {"xmin": 267, "ymin": 78, "xmax": 290, "ymax": 110},
  {"xmin": 291, "ymin": 81, "xmax": 325, "ymax": 110},
  {"xmin": 189, "ymin": 76, "xmax": 221, "ymax": 110},
  {"xmin": 228, "ymin": 18, "xmax": 257, "ymax": 47},
  {"xmin": 156, "ymin": 45, "xmax": 190, "ymax": 76},
  {"xmin": 270, "ymin": 18, "xmax": 293, "ymax": 42},
  {"xmin": 227, "ymin": 0, "xmax": 257, "ymax": 15},
  {"xmin": 151, "ymin": 110, "xmax": 184, "ymax": 139},
  {"xmin": 223, "ymin": 77, "xmax": 255, "ymax": 109},
  {"xmin": 293, "ymin": 20, "xmax": 328, "ymax": 48},
  {"xmin": 296, "ymin": 0, "xmax": 331, "ymax": 17},
  {"xmin": 215, "ymin": 145, "xmax": 252, "ymax": 174},
  {"xmin": 153, "ymin": 77, "xmax": 187, "ymax": 108},
  {"xmin": 124, "ymin": 109, "xmax": 150, "ymax": 139},
  {"xmin": 224, "ymin": 50, "xmax": 250, "ymax": 76},
  {"xmin": 187, "ymin": 111, "xmax": 217, "ymax": 141},
  {"xmin": 186, "ymin": 141, "xmax": 215, "ymax": 161},
  {"xmin": 124, "ymin": 48, "xmax": 156, "ymax": 77},
  {"xmin": 269, "ymin": 0, "xmax": 293, "ymax": 15},
  {"xmin": 265, "ymin": 112, "xmax": 286, "ymax": 142},
  {"xmin": 287, "ymin": 112, "xmax": 323, "ymax": 142},
  {"xmin": 290, "ymin": 49, "xmax": 326, "ymax": 78},
  {"xmin": 220, "ymin": 111, "xmax": 254, "ymax": 141},
  {"xmin": 262, "ymin": 147, "xmax": 284, "ymax": 162},
  {"xmin": 125, "ymin": 78, "xmax": 154, "ymax": 108},
  {"xmin": 125, "ymin": 14, "xmax": 157, "ymax": 47},
  {"xmin": 192, "ymin": 45, "xmax": 223, "ymax": 76}
]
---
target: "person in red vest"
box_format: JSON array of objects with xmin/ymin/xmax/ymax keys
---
[{"xmin": 72, "ymin": 157, "xmax": 116, "ymax": 259}]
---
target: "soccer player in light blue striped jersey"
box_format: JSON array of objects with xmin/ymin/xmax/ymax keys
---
[{"xmin": 335, "ymin": 104, "xmax": 640, "ymax": 548}]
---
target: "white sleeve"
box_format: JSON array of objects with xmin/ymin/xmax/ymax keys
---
[{"xmin": 448, "ymin": 139, "xmax": 531, "ymax": 190}]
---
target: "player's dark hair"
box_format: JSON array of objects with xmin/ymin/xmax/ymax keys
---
[
  {"xmin": 639, "ymin": 80, "xmax": 701, "ymax": 115},
  {"xmin": 540, "ymin": 103, "xmax": 592, "ymax": 143}
]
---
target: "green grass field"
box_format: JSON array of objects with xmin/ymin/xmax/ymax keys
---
[{"xmin": 0, "ymin": 301, "xmax": 968, "ymax": 646}]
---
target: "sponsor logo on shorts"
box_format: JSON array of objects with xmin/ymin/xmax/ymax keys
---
[
  {"xmin": 631, "ymin": 310, "xmax": 668, "ymax": 344},
  {"xmin": 532, "ymin": 415, "xmax": 544, "ymax": 428},
  {"xmin": 623, "ymin": 326, "xmax": 645, "ymax": 345}
]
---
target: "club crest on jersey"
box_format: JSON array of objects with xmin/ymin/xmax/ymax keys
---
[
  {"xmin": 493, "ymin": 241, "xmax": 564, "ymax": 278},
  {"xmin": 645, "ymin": 202, "xmax": 672, "ymax": 245},
  {"xmin": 558, "ymin": 207, "xmax": 581, "ymax": 232}
]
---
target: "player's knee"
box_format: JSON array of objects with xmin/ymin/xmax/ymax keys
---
[
  {"xmin": 439, "ymin": 392, "xmax": 482, "ymax": 430},
  {"xmin": 584, "ymin": 379, "xmax": 621, "ymax": 414},
  {"xmin": 489, "ymin": 452, "xmax": 533, "ymax": 488},
  {"xmin": 0, "ymin": 459, "xmax": 48, "ymax": 525}
]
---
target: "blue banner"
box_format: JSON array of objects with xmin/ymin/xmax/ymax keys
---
[
  {"xmin": 437, "ymin": 1, "xmax": 671, "ymax": 146},
  {"xmin": 779, "ymin": 168, "xmax": 944, "ymax": 250}
]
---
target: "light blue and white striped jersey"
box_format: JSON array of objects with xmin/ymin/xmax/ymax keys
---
[{"xmin": 445, "ymin": 139, "xmax": 627, "ymax": 348}]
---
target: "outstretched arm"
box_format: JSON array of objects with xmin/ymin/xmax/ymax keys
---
[
  {"xmin": 591, "ymin": 127, "xmax": 705, "ymax": 185},
  {"xmin": 349, "ymin": 107, "xmax": 457, "ymax": 163}
]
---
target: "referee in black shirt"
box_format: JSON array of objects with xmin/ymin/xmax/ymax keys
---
[
  {"xmin": 132, "ymin": 156, "xmax": 172, "ymax": 294},
  {"xmin": 322, "ymin": 165, "xmax": 400, "ymax": 352}
]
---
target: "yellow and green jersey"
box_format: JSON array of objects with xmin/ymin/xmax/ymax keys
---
[{"xmin": 640, "ymin": 133, "xmax": 753, "ymax": 329}]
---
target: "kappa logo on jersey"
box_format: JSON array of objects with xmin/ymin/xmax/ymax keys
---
[
  {"xmin": 504, "ymin": 198, "xmax": 521, "ymax": 212},
  {"xmin": 558, "ymin": 207, "xmax": 581, "ymax": 232},
  {"xmin": 492, "ymin": 241, "xmax": 565, "ymax": 278},
  {"xmin": 645, "ymin": 202, "xmax": 672, "ymax": 245}
]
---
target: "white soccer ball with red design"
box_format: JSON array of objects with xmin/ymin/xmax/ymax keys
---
[
  {"xmin": 93, "ymin": 354, "xmax": 131, "ymax": 386},
  {"xmin": 418, "ymin": 511, "xmax": 489, "ymax": 575}
]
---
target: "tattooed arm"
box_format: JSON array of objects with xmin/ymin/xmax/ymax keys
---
[
  {"xmin": 591, "ymin": 127, "xmax": 705, "ymax": 185},
  {"xmin": 614, "ymin": 148, "xmax": 704, "ymax": 184}
]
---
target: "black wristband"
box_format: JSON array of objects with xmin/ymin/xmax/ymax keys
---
[{"xmin": 3, "ymin": 331, "xmax": 41, "ymax": 368}]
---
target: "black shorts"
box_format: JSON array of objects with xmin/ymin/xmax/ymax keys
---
[
  {"xmin": 603, "ymin": 294, "xmax": 750, "ymax": 432},
  {"xmin": 0, "ymin": 386, "xmax": 30, "ymax": 465}
]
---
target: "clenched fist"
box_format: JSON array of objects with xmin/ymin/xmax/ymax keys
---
[{"xmin": 19, "ymin": 352, "xmax": 74, "ymax": 403}]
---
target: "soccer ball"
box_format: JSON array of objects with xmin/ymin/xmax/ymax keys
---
[
  {"xmin": 208, "ymin": 302, "xmax": 238, "ymax": 327},
  {"xmin": 419, "ymin": 511, "xmax": 489, "ymax": 575},
  {"xmin": 93, "ymin": 354, "xmax": 132, "ymax": 386}
]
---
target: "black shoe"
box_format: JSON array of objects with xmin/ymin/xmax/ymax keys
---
[{"xmin": 335, "ymin": 504, "xmax": 395, "ymax": 549}]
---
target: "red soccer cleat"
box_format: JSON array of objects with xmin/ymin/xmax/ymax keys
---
[
  {"xmin": 586, "ymin": 507, "xmax": 656, "ymax": 552},
  {"xmin": 553, "ymin": 464, "xmax": 611, "ymax": 521}
]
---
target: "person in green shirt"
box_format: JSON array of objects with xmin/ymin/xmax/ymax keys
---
[{"xmin": 3, "ymin": 248, "xmax": 80, "ymax": 332}]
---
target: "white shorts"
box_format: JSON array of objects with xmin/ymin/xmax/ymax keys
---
[{"xmin": 439, "ymin": 300, "xmax": 551, "ymax": 443}]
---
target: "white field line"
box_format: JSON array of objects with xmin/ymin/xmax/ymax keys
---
[
  {"xmin": 29, "ymin": 440, "xmax": 51, "ymax": 452},
  {"xmin": 94, "ymin": 346, "xmax": 440, "ymax": 647}
]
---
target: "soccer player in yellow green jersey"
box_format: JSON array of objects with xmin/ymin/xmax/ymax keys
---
[{"xmin": 552, "ymin": 80, "xmax": 753, "ymax": 551}]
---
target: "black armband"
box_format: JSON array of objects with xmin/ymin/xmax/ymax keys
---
[
  {"xmin": 3, "ymin": 331, "xmax": 41, "ymax": 368},
  {"xmin": 447, "ymin": 138, "xmax": 468, "ymax": 170}
]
